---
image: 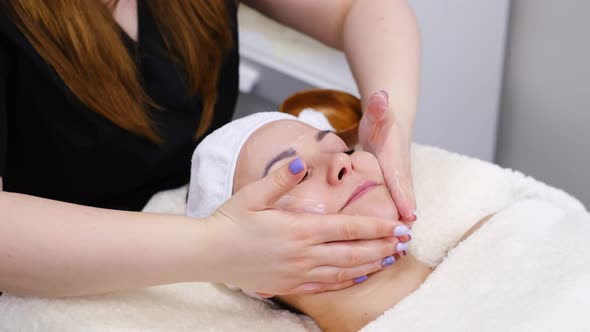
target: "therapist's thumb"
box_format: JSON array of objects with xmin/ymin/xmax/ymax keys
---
[{"xmin": 241, "ymin": 157, "xmax": 306, "ymax": 210}]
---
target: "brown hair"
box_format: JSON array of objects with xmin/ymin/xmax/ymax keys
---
[{"xmin": 3, "ymin": 0, "xmax": 233, "ymax": 142}]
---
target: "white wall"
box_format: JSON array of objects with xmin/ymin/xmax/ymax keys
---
[
  {"xmin": 496, "ymin": 0, "xmax": 590, "ymax": 206},
  {"xmin": 410, "ymin": 0, "xmax": 510, "ymax": 161}
]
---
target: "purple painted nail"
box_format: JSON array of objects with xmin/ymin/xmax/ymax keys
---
[
  {"xmin": 396, "ymin": 242, "xmax": 409, "ymax": 252},
  {"xmin": 381, "ymin": 255, "xmax": 396, "ymax": 267},
  {"xmin": 394, "ymin": 225, "xmax": 410, "ymax": 236},
  {"xmin": 354, "ymin": 275, "xmax": 368, "ymax": 283},
  {"xmin": 289, "ymin": 158, "xmax": 304, "ymax": 174}
]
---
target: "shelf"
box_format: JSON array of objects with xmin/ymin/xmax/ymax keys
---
[{"xmin": 238, "ymin": 6, "xmax": 358, "ymax": 96}]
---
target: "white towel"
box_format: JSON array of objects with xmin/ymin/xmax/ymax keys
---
[
  {"xmin": 297, "ymin": 108, "xmax": 336, "ymax": 132},
  {"xmin": 0, "ymin": 144, "xmax": 586, "ymax": 331},
  {"xmin": 361, "ymin": 198, "xmax": 590, "ymax": 332}
]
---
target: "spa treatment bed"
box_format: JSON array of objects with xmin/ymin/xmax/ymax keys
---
[{"xmin": 1, "ymin": 144, "xmax": 587, "ymax": 332}]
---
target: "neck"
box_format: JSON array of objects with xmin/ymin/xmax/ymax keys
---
[{"xmin": 286, "ymin": 255, "xmax": 432, "ymax": 332}]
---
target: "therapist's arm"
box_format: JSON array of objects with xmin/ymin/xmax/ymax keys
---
[
  {"xmin": 242, "ymin": 0, "xmax": 421, "ymax": 221},
  {"xmin": 242, "ymin": 0, "xmax": 419, "ymax": 117},
  {"xmin": 0, "ymin": 190, "xmax": 221, "ymax": 297},
  {"xmin": 0, "ymin": 160, "xmax": 402, "ymax": 297}
]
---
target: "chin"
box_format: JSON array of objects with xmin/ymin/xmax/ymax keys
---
[{"xmin": 341, "ymin": 185, "xmax": 399, "ymax": 220}]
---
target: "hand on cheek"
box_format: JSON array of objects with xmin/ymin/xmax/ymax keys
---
[
  {"xmin": 274, "ymin": 194, "xmax": 328, "ymax": 215},
  {"xmin": 359, "ymin": 91, "xmax": 417, "ymax": 223}
]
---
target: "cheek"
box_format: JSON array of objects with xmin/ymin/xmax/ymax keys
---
[
  {"xmin": 353, "ymin": 152, "xmax": 384, "ymax": 178},
  {"xmin": 273, "ymin": 182, "xmax": 334, "ymax": 214}
]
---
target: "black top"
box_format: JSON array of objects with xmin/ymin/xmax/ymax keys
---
[{"xmin": 0, "ymin": 1, "xmax": 239, "ymax": 211}]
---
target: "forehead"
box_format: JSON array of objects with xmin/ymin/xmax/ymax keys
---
[
  {"xmin": 247, "ymin": 119, "xmax": 317, "ymax": 151},
  {"xmin": 234, "ymin": 120, "xmax": 318, "ymax": 190}
]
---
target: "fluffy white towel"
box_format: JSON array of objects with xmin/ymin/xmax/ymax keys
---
[
  {"xmin": 0, "ymin": 144, "xmax": 586, "ymax": 331},
  {"xmin": 297, "ymin": 108, "xmax": 336, "ymax": 132},
  {"xmin": 362, "ymin": 198, "xmax": 590, "ymax": 332}
]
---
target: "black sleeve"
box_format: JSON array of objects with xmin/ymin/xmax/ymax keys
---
[{"xmin": 0, "ymin": 43, "xmax": 7, "ymax": 178}]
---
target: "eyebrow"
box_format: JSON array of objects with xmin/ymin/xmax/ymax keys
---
[
  {"xmin": 262, "ymin": 130, "xmax": 337, "ymax": 177},
  {"xmin": 262, "ymin": 148, "xmax": 297, "ymax": 177}
]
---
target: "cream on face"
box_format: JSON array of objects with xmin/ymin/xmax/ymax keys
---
[{"xmin": 234, "ymin": 120, "xmax": 400, "ymax": 220}]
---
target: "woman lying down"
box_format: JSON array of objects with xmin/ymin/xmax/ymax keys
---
[{"xmin": 186, "ymin": 111, "xmax": 495, "ymax": 332}]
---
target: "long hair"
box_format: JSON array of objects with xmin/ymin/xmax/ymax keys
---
[{"xmin": 3, "ymin": 0, "xmax": 233, "ymax": 143}]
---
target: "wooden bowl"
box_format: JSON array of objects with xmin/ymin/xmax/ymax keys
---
[{"xmin": 279, "ymin": 89, "xmax": 362, "ymax": 147}]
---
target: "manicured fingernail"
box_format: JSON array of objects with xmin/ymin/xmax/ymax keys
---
[
  {"xmin": 354, "ymin": 275, "xmax": 368, "ymax": 283},
  {"xmin": 396, "ymin": 242, "xmax": 409, "ymax": 252},
  {"xmin": 381, "ymin": 255, "xmax": 396, "ymax": 267},
  {"xmin": 394, "ymin": 225, "xmax": 410, "ymax": 236},
  {"xmin": 289, "ymin": 158, "xmax": 304, "ymax": 174}
]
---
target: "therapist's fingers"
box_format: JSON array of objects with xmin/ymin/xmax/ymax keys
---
[
  {"xmin": 310, "ymin": 237, "xmax": 404, "ymax": 268},
  {"xmin": 292, "ymin": 280, "xmax": 358, "ymax": 294},
  {"xmin": 359, "ymin": 91, "xmax": 417, "ymax": 222},
  {"xmin": 236, "ymin": 157, "xmax": 306, "ymax": 210},
  {"xmin": 398, "ymin": 234, "xmax": 411, "ymax": 243},
  {"xmin": 380, "ymin": 150, "xmax": 417, "ymax": 222},
  {"xmin": 292, "ymin": 257, "xmax": 397, "ymax": 294},
  {"xmin": 268, "ymin": 252, "xmax": 404, "ymax": 295},
  {"xmin": 309, "ymin": 214, "xmax": 409, "ymax": 243}
]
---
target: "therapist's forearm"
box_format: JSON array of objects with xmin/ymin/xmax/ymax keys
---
[
  {"xmin": 0, "ymin": 191, "xmax": 217, "ymax": 297},
  {"xmin": 342, "ymin": 0, "xmax": 421, "ymax": 127}
]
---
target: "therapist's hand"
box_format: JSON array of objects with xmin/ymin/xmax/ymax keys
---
[
  {"xmin": 206, "ymin": 158, "xmax": 408, "ymax": 295},
  {"xmin": 359, "ymin": 91, "xmax": 417, "ymax": 223}
]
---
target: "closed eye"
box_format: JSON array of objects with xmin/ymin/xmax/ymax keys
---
[
  {"xmin": 299, "ymin": 170, "xmax": 309, "ymax": 183},
  {"xmin": 344, "ymin": 148, "xmax": 355, "ymax": 155}
]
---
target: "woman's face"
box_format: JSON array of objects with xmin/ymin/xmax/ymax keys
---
[{"xmin": 234, "ymin": 120, "xmax": 399, "ymax": 220}]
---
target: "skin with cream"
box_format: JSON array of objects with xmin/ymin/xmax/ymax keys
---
[{"xmin": 233, "ymin": 120, "xmax": 491, "ymax": 332}]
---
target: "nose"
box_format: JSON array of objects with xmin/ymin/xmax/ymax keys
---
[{"xmin": 327, "ymin": 153, "xmax": 353, "ymax": 185}]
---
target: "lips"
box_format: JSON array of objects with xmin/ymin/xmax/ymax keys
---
[{"xmin": 341, "ymin": 181, "xmax": 379, "ymax": 210}]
